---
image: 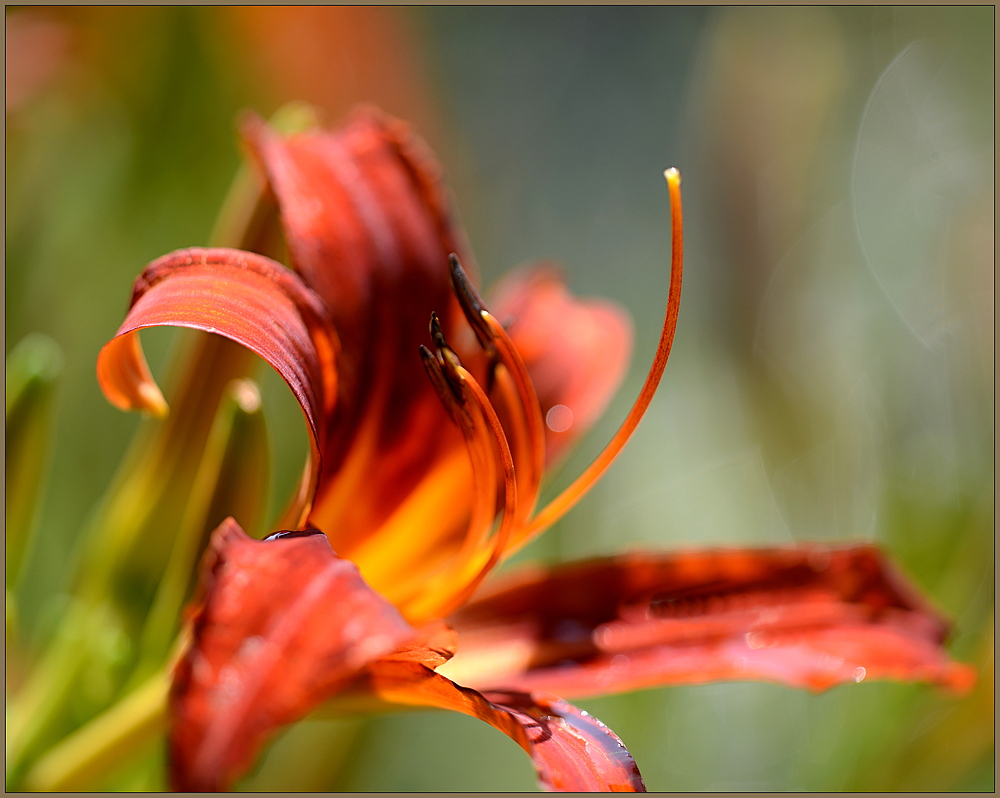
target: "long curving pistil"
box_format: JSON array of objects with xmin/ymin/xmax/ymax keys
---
[
  {"xmin": 520, "ymin": 167, "xmax": 684, "ymax": 540},
  {"xmin": 421, "ymin": 168, "xmax": 683, "ymax": 581}
]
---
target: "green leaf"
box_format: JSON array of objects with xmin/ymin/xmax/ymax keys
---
[{"xmin": 6, "ymin": 333, "xmax": 62, "ymax": 586}]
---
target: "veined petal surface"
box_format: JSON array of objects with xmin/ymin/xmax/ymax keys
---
[
  {"xmin": 441, "ymin": 545, "xmax": 975, "ymax": 698},
  {"xmin": 244, "ymin": 109, "xmax": 481, "ymax": 548},
  {"xmin": 97, "ymin": 247, "xmax": 338, "ymax": 521},
  {"xmin": 169, "ymin": 519, "xmax": 413, "ymax": 791}
]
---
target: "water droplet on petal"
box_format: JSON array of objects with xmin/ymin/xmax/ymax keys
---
[
  {"xmin": 853, "ymin": 666, "xmax": 867, "ymax": 683},
  {"xmin": 264, "ymin": 528, "xmax": 324, "ymax": 541}
]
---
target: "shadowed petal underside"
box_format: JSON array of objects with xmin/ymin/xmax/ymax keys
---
[{"xmin": 354, "ymin": 646, "xmax": 646, "ymax": 792}]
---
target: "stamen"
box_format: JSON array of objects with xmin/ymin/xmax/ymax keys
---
[
  {"xmin": 406, "ymin": 363, "xmax": 518, "ymax": 622},
  {"xmin": 446, "ymin": 396, "xmax": 500, "ymax": 578},
  {"xmin": 428, "ymin": 312, "xmax": 466, "ymax": 400},
  {"xmin": 428, "ymin": 310, "xmax": 449, "ymax": 353},
  {"xmin": 419, "ymin": 341, "xmax": 496, "ymax": 583},
  {"xmin": 419, "ymin": 342, "xmax": 465, "ymax": 416},
  {"xmin": 481, "ymin": 313, "xmax": 546, "ymax": 530},
  {"xmin": 432, "ymin": 364, "xmax": 518, "ymax": 614},
  {"xmin": 448, "ymin": 254, "xmax": 495, "ymax": 356},
  {"xmin": 407, "ymin": 346, "xmax": 498, "ymax": 605},
  {"xmin": 490, "ymin": 364, "xmax": 534, "ymax": 513},
  {"xmin": 520, "ymin": 167, "xmax": 684, "ymax": 541},
  {"xmin": 428, "ymin": 320, "xmax": 512, "ymax": 562},
  {"xmin": 450, "ymin": 255, "xmax": 546, "ymax": 525},
  {"xmin": 407, "ymin": 331, "xmax": 519, "ymax": 622}
]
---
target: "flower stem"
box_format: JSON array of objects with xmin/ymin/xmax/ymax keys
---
[
  {"xmin": 22, "ymin": 669, "xmax": 169, "ymax": 792},
  {"xmin": 5, "ymin": 333, "xmax": 62, "ymax": 586},
  {"xmin": 6, "ymin": 600, "xmax": 92, "ymax": 784},
  {"xmin": 522, "ymin": 167, "xmax": 684, "ymax": 538}
]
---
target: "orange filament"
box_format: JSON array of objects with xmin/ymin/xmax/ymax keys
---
[
  {"xmin": 390, "ymin": 399, "xmax": 493, "ymax": 614},
  {"xmin": 449, "ymin": 397, "xmax": 501, "ymax": 570},
  {"xmin": 427, "ymin": 364, "xmax": 518, "ymax": 618},
  {"xmin": 403, "ymin": 360, "xmax": 518, "ymax": 623},
  {"xmin": 390, "ymin": 347, "xmax": 498, "ymax": 607},
  {"xmin": 490, "ymin": 365, "xmax": 532, "ymax": 507},
  {"xmin": 480, "ymin": 313, "xmax": 546, "ymax": 524},
  {"xmin": 518, "ymin": 167, "xmax": 684, "ymax": 542}
]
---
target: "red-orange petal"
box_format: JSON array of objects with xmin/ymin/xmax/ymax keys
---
[
  {"xmin": 442, "ymin": 545, "xmax": 976, "ymax": 699},
  {"xmin": 489, "ymin": 264, "xmax": 634, "ymax": 465},
  {"xmin": 169, "ymin": 519, "xmax": 414, "ymax": 791},
  {"xmin": 96, "ymin": 247, "xmax": 338, "ymax": 523},
  {"xmin": 359, "ymin": 655, "xmax": 645, "ymax": 792},
  {"xmin": 242, "ymin": 109, "xmax": 484, "ymax": 547}
]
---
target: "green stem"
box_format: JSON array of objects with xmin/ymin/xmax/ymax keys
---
[
  {"xmin": 6, "ymin": 599, "xmax": 102, "ymax": 785},
  {"xmin": 6, "ymin": 333, "xmax": 62, "ymax": 586},
  {"xmin": 22, "ymin": 670, "xmax": 169, "ymax": 792}
]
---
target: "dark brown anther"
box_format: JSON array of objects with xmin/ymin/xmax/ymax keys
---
[
  {"xmin": 428, "ymin": 311, "xmax": 467, "ymax": 393},
  {"xmin": 449, "ymin": 254, "xmax": 496, "ymax": 355},
  {"xmin": 429, "ymin": 311, "xmax": 449, "ymax": 356},
  {"xmin": 420, "ymin": 344, "xmax": 470, "ymax": 429}
]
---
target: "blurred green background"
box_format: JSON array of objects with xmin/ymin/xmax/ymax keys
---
[{"xmin": 6, "ymin": 6, "xmax": 993, "ymax": 791}]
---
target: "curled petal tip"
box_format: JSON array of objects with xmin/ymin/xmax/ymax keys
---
[
  {"xmin": 97, "ymin": 332, "xmax": 170, "ymax": 417},
  {"xmin": 138, "ymin": 380, "xmax": 170, "ymax": 418},
  {"xmin": 169, "ymin": 520, "xmax": 413, "ymax": 790}
]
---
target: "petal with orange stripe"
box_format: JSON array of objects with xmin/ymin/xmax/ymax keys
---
[
  {"xmin": 96, "ymin": 247, "xmax": 338, "ymax": 525},
  {"xmin": 440, "ymin": 545, "xmax": 976, "ymax": 698},
  {"xmin": 243, "ymin": 109, "xmax": 481, "ymax": 549}
]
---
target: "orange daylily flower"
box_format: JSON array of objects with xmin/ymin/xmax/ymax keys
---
[{"xmin": 97, "ymin": 108, "xmax": 973, "ymax": 792}]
